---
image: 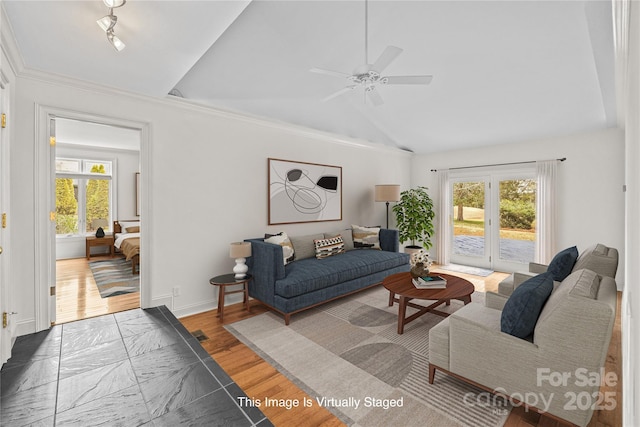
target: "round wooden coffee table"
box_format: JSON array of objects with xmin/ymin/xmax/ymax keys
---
[{"xmin": 383, "ymin": 272, "xmax": 474, "ymax": 334}]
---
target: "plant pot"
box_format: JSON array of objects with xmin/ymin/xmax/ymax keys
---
[{"xmin": 404, "ymin": 246, "xmax": 422, "ymax": 257}]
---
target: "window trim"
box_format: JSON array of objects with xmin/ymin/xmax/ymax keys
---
[{"xmin": 55, "ymin": 157, "xmax": 117, "ymax": 237}]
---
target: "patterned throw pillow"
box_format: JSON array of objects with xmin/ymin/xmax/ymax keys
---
[
  {"xmin": 324, "ymin": 230, "xmax": 354, "ymax": 251},
  {"xmin": 351, "ymin": 225, "xmax": 381, "ymax": 250},
  {"xmin": 314, "ymin": 236, "xmax": 345, "ymax": 259},
  {"xmin": 264, "ymin": 232, "xmax": 295, "ymax": 265}
]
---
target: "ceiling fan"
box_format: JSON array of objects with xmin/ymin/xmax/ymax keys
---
[{"xmin": 310, "ymin": 0, "xmax": 433, "ymax": 106}]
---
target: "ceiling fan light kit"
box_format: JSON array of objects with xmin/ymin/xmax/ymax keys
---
[
  {"xmin": 311, "ymin": 0, "xmax": 432, "ymax": 106},
  {"xmin": 96, "ymin": 0, "xmax": 126, "ymax": 52}
]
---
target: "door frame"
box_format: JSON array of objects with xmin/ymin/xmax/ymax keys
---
[
  {"xmin": 34, "ymin": 105, "xmax": 151, "ymax": 331},
  {"xmin": 0, "ymin": 77, "xmax": 14, "ymax": 364}
]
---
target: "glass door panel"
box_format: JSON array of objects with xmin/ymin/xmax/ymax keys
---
[
  {"xmin": 494, "ymin": 178, "xmax": 537, "ymax": 271},
  {"xmin": 451, "ymin": 179, "xmax": 490, "ymax": 268}
]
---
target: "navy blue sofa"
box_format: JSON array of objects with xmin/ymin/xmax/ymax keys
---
[{"xmin": 246, "ymin": 229, "xmax": 410, "ymax": 324}]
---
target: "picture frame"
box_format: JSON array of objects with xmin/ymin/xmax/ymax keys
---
[
  {"xmin": 268, "ymin": 158, "xmax": 342, "ymax": 225},
  {"xmin": 135, "ymin": 172, "xmax": 140, "ymax": 216}
]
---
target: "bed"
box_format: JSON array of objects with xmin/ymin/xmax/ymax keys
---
[{"xmin": 113, "ymin": 220, "xmax": 140, "ymax": 274}]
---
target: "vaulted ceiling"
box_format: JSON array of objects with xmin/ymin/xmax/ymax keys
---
[{"xmin": 2, "ymin": 1, "xmax": 616, "ymax": 154}]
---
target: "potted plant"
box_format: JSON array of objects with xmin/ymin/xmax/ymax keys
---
[{"xmin": 392, "ymin": 186, "xmax": 435, "ymax": 253}]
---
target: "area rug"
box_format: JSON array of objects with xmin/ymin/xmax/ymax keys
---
[
  {"xmin": 88, "ymin": 258, "xmax": 139, "ymax": 298},
  {"xmin": 439, "ymin": 263, "xmax": 494, "ymax": 277},
  {"xmin": 226, "ymin": 287, "xmax": 510, "ymax": 427}
]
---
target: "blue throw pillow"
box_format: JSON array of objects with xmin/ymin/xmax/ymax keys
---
[
  {"xmin": 547, "ymin": 246, "xmax": 578, "ymax": 281},
  {"xmin": 501, "ymin": 272, "xmax": 554, "ymax": 339}
]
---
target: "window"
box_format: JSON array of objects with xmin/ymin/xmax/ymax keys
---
[{"xmin": 55, "ymin": 158, "xmax": 113, "ymax": 236}]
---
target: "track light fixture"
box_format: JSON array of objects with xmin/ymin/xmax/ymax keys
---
[{"xmin": 96, "ymin": 0, "xmax": 126, "ymax": 51}]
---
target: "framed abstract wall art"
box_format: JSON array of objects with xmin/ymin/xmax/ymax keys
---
[{"xmin": 268, "ymin": 158, "xmax": 342, "ymax": 225}]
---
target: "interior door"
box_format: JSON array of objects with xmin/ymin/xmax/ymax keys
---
[
  {"xmin": 0, "ymin": 82, "xmax": 14, "ymax": 365},
  {"xmin": 450, "ymin": 177, "xmax": 491, "ymax": 269}
]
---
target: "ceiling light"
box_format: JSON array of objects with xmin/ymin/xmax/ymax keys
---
[
  {"xmin": 96, "ymin": 4, "xmax": 125, "ymax": 52},
  {"xmin": 107, "ymin": 31, "xmax": 125, "ymax": 52},
  {"xmin": 96, "ymin": 14, "xmax": 116, "ymax": 32},
  {"xmin": 103, "ymin": 0, "xmax": 126, "ymax": 8}
]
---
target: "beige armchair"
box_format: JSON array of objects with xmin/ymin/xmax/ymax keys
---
[
  {"xmin": 429, "ymin": 269, "xmax": 617, "ymax": 427},
  {"xmin": 498, "ymin": 243, "xmax": 618, "ymax": 296}
]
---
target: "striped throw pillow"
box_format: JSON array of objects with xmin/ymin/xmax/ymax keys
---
[
  {"xmin": 314, "ymin": 236, "xmax": 345, "ymax": 259},
  {"xmin": 351, "ymin": 225, "xmax": 381, "ymax": 250}
]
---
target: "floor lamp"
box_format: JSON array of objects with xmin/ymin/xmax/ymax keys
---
[{"xmin": 375, "ymin": 185, "xmax": 401, "ymax": 229}]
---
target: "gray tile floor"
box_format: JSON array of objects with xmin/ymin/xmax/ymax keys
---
[{"xmin": 0, "ymin": 306, "xmax": 272, "ymax": 427}]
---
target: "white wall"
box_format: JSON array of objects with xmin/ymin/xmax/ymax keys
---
[
  {"xmin": 411, "ymin": 128, "xmax": 626, "ymax": 287},
  {"xmin": 55, "ymin": 143, "xmax": 140, "ymax": 260},
  {"xmin": 10, "ymin": 74, "xmax": 412, "ymax": 333}
]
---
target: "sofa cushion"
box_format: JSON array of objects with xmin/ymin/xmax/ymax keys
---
[
  {"xmin": 290, "ymin": 233, "xmax": 324, "ymax": 260},
  {"xmin": 275, "ymin": 250, "xmax": 408, "ymax": 298},
  {"xmin": 573, "ymin": 244, "xmax": 618, "ymax": 278},
  {"xmin": 314, "ymin": 236, "xmax": 345, "ymax": 259},
  {"xmin": 352, "ymin": 225, "xmax": 381, "ymax": 249},
  {"xmin": 501, "ymin": 272, "xmax": 554, "ymax": 339},
  {"xmin": 547, "ymin": 246, "xmax": 578, "ymax": 281},
  {"xmin": 324, "ymin": 230, "xmax": 355, "ymax": 251},
  {"xmin": 568, "ymin": 269, "xmax": 601, "ymax": 299},
  {"xmin": 265, "ymin": 232, "xmax": 295, "ymax": 265}
]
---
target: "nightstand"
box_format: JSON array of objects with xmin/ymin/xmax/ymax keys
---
[
  {"xmin": 86, "ymin": 235, "xmax": 115, "ymax": 259},
  {"xmin": 209, "ymin": 274, "xmax": 252, "ymax": 322}
]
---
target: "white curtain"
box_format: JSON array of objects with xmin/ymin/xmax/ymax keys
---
[
  {"xmin": 535, "ymin": 160, "xmax": 557, "ymax": 263},
  {"xmin": 436, "ymin": 169, "xmax": 451, "ymax": 265}
]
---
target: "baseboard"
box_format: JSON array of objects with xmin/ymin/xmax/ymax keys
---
[
  {"xmin": 151, "ymin": 294, "xmax": 246, "ymax": 320},
  {"xmin": 150, "ymin": 294, "xmax": 173, "ymax": 311},
  {"xmin": 15, "ymin": 318, "xmax": 37, "ymax": 337},
  {"xmin": 171, "ymin": 299, "xmax": 217, "ymax": 319}
]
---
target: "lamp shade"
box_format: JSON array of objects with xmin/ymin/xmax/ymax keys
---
[
  {"xmin": 229, "ymin": 242, "xmax": 251, "ymax": 258},
  {"xmin": 375, "ymin": 185, "xmax": 401, "ymax": 202}
]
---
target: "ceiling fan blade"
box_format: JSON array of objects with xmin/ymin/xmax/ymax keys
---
[
  {"xmin": 322, "ymin": 86, "xmax": 356, "ymax": 102},
  {"xmin": 366, "ymin": 88, "xmax": 384, "ymax": 106},
  {"xmin": 310, "ymin": 68, "xmax": 351, "ymax": 79},
  {"xmin": 383, "ymin": 75, "xmax": 433, "ymax": 85},
  {"xmin": 372, "ymin": 46, "xmax": 403, "ymax": 73}
]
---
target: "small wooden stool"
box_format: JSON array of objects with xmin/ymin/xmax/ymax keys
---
[{"xmin": 209, "ymin": 273, "xmax": 252, "ymax": 322}]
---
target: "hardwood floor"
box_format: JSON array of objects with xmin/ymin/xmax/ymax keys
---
[
  {"xmin": 55, "ymin": 261, "xmax": 622, "ymax": 426},
  {"xmin": 55, "ymin": 255, "xmax": 140, "ymax": 324},
  {"xmin": 180, "ymin": 267, "xmax": 622, "ymax": 427}
]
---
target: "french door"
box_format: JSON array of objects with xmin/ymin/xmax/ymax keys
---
[{"xmin": 450, "ymin": 169, "xmax": 537, "ymax": 272}]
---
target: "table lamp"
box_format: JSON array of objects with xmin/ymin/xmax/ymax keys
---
[
  {"xmin": 375, "ymin": 184, "xmax": 401, "ymax": 228},
  {"xmin": 230, "ymin": 242, "xmax": 252, "ymax": 279}
]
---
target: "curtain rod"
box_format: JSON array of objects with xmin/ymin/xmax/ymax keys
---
[{"xmin": 430, "ymin": 157, "xmax": 566, "ymax": 172}]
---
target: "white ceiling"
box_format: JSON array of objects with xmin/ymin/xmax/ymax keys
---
[
  {"xmin": 56, "ymin": 118, "xmax": 141, "ymax": 151},
  {"xmin": 2, "ymin": 1, "xmax": 616, "ymax": 154}
]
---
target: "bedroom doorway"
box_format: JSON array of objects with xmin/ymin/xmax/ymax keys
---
[{"xmin": 51, "ymin": 115, "xmax": 143, "ymax": 324}]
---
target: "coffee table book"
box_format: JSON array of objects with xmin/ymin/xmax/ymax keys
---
[{"xmin": 412, "ymin": 275, "xmax": 447, "ymax": 289}]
